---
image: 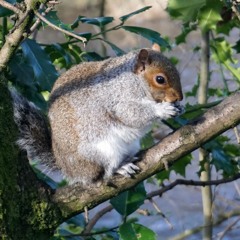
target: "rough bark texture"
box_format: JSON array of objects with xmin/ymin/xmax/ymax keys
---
[
  {"xmin": 0, "ymin": 1, "xmax": 63, "ymax": 239},
  {"xmin": 0, "ymin": 75, "xmax": 63, "ymax": 239},
  {"xmin": 52, "ymin": 92, "xmax": 240, "ymax": 220}
]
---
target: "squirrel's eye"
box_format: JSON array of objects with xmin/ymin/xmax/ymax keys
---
[{"xmin": 155, "ymin": 75, "xmax": 166, "ymax": 84}]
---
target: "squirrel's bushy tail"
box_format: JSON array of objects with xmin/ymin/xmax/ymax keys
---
[{"xmin": 10, "ymin": 89, "xmax": 57, "ymax": 170}]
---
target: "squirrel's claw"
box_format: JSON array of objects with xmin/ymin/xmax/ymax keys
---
[{"xmin": 116, "ymin": 162, "xmax": 140, "ymax": 177}]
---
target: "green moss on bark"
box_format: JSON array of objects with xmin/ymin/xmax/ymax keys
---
[{"xmin": 0, "ymin": 74, "xmax": 63, "ymax": 239}]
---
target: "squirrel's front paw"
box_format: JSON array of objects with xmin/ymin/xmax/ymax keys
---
[
  {"xmin": 155, "ymin": 102, "xmax": 182, "ymax": 120},
  {"xmin": 174, "ymin": 101, "xmax": 185, "ymax": 115},
  {"xmin": 116, "ymin": 163, "xmax": 140, "ymax": 177}
]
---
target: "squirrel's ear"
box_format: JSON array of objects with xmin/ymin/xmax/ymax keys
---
[
  {"xmin": 135, "ymin": 49, "xmax": 149, "ymax": 73},
  {"xmin": 152, "ymin": 43, "xmax": 161, "ymax": 52}
]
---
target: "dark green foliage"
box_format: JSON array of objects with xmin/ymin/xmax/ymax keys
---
[
  {"xmin": 119, "ymin": 6, "xmax": 152, "ymax": 22},
  {"xmin": 122, "ymin": 26, "xmax": 169, "ymax": 48},
  {"xmin": 119, "ymin": 223, "xmax": 156, "ymax": 240},
  {"xmin": 21, "ymin": 39, "xmax": 58, "ymax": 91},
  {"xmin": 110, "ymin": 183, "xmax": 146, "ymax": 217}
]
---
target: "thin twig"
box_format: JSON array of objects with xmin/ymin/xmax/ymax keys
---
[
  {"xmin": 84, "ymin": 206, "xmax": 89, "ymax": 224},
  {"xmin": 47, "ymin": 0, "xmax": 60, "ymax": 5},
  {"xmin": 218, "ymin": 217, "xmax": 240, "ymax": 240},
  {"xmin": 147, "ymin": 173, "xmax": 240, "ymax": 198},
  {"xmin": 64, "ymin": 226, "xmax": 118, "ymax": 237},
  {"xmin": 234, "ymin": 181, "xmax": 240, "ymax": 197},
  {"xmin": 171, "ymin": 209, "xmax": 240, "ymax": 240},
  {"xmin": 30, "ymin": 4, "xmax": 52, "ymax": 35},
  {"xmin": 34, "ymin": 10, "xmax": 87, "ymax": 43},
  {"xmin": 0, "ymin": 0, "xmax": 22, "ymax": 15},
  {"xmin": 83, "ymin": 205, "xmax": 113, "ymax": 233},
  {"xmin": 149, "ymin": 198, "xmax": 173, "ymax": 229},
  {"xmin": 75, "ymin": 173, "xmax": 240, "ymax": 234},
  {"xmin": 234, "ymin": 127, "xmax": 240, "ymax": 144},
  {"xmin": 232, "ymin": 0, "xmax": 240, "ymax": 21}
]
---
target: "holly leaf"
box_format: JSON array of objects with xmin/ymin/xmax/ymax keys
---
[
  {"xmin": 9, "ymin": 54, "xmax": 47, "ymax": 110},
  {"xmin": 80, "ymin": 16, "xmax": 114, "ymax": 27},
  {"xmin": 141, "ymin": 131, "xmax": 154, "ymax": 149},
  {"xmin": 203, "ymin": 137, "xmax": 239, "ymax": 177},
  {"xmin": 167, "ymin": 0, "xmax": 206, "ymax": 22},
  {"xmin": 119, "ymin": 223, "xmax": 156, "ymax": 240},
  {"xmin": 21, "ymin": 39, "xmax": 59, "ymax": 91},
  {"xmin": 175, "ymin": 22, "xmax": 197, "ymax": 44},
  {"xmin": 45, "ymin": 43, "xmax": 73, "ymax": 69},
  {"xmin": 103, "ymin": 40, "xmax": 125, "ymax": 56},
  {"xmin": 171, "ymin": 154, "xmax": 192, "ymax": 177},
  {"xmin": 119, "ymin": 6, "xmax": 152, "ymax": 22},
  {"xmin": 155, "ymin": 154, "xmax": 192, "ymax": 183},
  {"xmin": 198, "ymin": 0, "xmax": 223, "ymax": 32},
  {"xmin": 43, "ymin": 10, "xmax": 72, "ymax": 30},
  {"xmin": 121, "ymin": 26, "xmax": 169, "ymax": 47},
  {"xmin": 110, "ymin": 183, "xmax": 146, "ymax": 217}
]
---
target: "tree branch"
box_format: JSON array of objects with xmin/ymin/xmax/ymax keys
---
[
  {"xmin": 171, "ymin": 208, "xmax": 240, "ymax": 240},
  {"xmin": 34, "ymin": 10, "xmax": 87, "ymax": 43},
  {"xmin": 147, "ymin": 173, "xmax": 240, "ymax": 198},
  {"xmin": 80, "ymin": 172, "xmax": 240, "ymax": 233},
  {"xmin": 51, "ymin": 92, "xmax": 240, "ymax": 220},
  {"xmin": 0, "ymin": 0, "xmax": 49, "ymax": 71},
  {"xmin": 0, "ymin": 0, "xmax": 22, "ymax": 15}
]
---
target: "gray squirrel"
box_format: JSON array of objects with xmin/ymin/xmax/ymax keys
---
[{"xmin": 11, "ymin": 45, "xmax": 184, "ymax": 186}]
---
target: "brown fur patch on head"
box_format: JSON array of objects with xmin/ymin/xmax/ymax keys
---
[{"xmin": 135, "ymin": 49, "xmax": 183, "ymax": 103}]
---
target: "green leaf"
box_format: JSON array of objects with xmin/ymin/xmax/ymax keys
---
[
  {"xmin": 203, "ymin": 137, "xmax": 239, "ymax": 176},
  {"xmin": 45, "ymin": 43, "xmax": 73, "ymax": 69},
  {"xmin": 21, "ymin": 39, "xmax": 59, "ymax": 91},
  {"xmin": 9, "ymin": 54, "xmax": 47, "ymax": 110},
  {"xmin": 198, "ymin": 0, "xmax": 223, "ymax": 32},
  {"xmin": 141, "ymin": 131, "xmax": 154, "ymax": 149},
  {"xmin": 80, "ymin": 52, "xmax": 104, "ymax": 61},
  {"xmin": 71, "ymin": 15, "xmax": 85, "ymax": 29},
  {"xmin": 103, "ymin": 40, "xmax": 125, "ymax": 56},
  {"xmin": 0, "ymin": 0, "xmax": 16, "ymax": 17},
  {"xmin": 233, "ymin": 39, "xmax": 240, "ymax": 53},
  {"xmin": 44, "ymin": 11, "xmax": 72, "ymax": 31},
  {"xmin": 110, "ymin": 183, "xmax": 146, "ymax": 216},
  {"xmin": 211, "ymin": 38, "xmax": 240, "ymax": 82},
  {"xmin": 211, "ymin": 37, "xmax": 232, "ymax": 62},
  {"xmin": 175, "ymin": 22, "xmax": 197, "ymax": 44},
  {"xmin": 171, "ymin": 154, "xmax": 192, "ymax": 177},
  {"xmin": 77, "ymin": 32, "xmax": 92, "ymax": 41},
  {"xmin": 121, "ymin": 26, "xmax": 169, "ymax": 47},
  {"xmin": 155, "ymin": 154, "xmax": 192, "ymax": 182},
  {"xmin": 185, "ymin": 78, "xmax": 199, "ymax": 97},
  {"xmin": 119, "ymin": 223, "xmax": 157, "ymax": 240},
  {"xmin": 80, "ymin": 16, "xmax": 114, "ymax": 27},
  {"xmin": 119, "ymin": 6, "xmax": 152, "ymax": 22},
  {"xmin": 9, "ymin": 54, "xmax": 35, "ymax": 88},
  {"xmin": 64, "ymin": 44, "xmax": 82, "ymax": 64},
  {"xmin": 167, "ymin": 0, "xmax": 206, "ymax": 22}
]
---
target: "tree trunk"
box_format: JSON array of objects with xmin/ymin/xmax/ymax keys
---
[{"xmin": 0, "ymin": 74, "xmax": 63, "ymax": 239}]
